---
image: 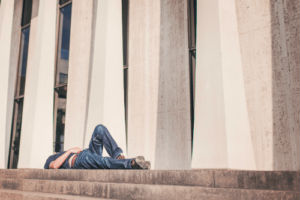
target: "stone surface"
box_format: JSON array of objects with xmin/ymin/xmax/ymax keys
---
[
  {"xmin": 0, "ymin": 169, "xmax": 299, "ymax": 192},
  {"xmin": 64, "ymin": 0, "xmax": 95, "ymax": 150},
  {"xmin": 0, "ymin": 0, "xmax": 22, "ymax": 168},
  {"xmin": 0, "ymin": 177, "xmax": 299, "ymax": 200},
  {"xmin": 128, "ymin": 0, "xmax": 191, "ymax": 170},
  {"xmin": 193, "ymin": 0, "xmax": 255, "ymax": 169},
  {"xmin": 18, "ymin": 0, "xmax": 56, "ymax": 168},
  {"xmin": 0, "ymin": 189, "xmax": 112, "ymax": 200},
  {"xmin": 84, "ymin": 0, "xmax": 126, "ymax": 154},
  {"xmin": 236, "ymin": 0, "xmax": 300, "ymax": 170}
]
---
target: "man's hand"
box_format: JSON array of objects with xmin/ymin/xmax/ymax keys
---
[{"xmin": 67, "ymin": 147, "xmax": 82, "ymax": 154}]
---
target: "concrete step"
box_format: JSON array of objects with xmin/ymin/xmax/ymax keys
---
[
  {"xmin": 0, "ymin": 178, "xmax": 299, "ymax": 200},
  {"xmin": 0, "ymin": 169, "xmax": 299, "ymax": 191},
  {"xmin": 0, "ymin": 189, "xmax": 116, "ymax": 200}
]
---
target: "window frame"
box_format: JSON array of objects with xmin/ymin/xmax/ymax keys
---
[
  {"xmin": 53, "ymin": 0, "xmax": 72, "ymax": 153},
  {"xmin": 122, "ymin": 0, "xmax": 129, "ymax": 150},
  {"xmin": 187, "ymin": 0, "xmax": 197, "ymax": 151},
  {"xmin": 8, "ymin": 0, "xmax": 32, "ymax": 169}
]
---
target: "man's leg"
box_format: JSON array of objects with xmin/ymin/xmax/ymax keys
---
[
  {"xmin": 73, "ymin": 149, "xmax": 132, "ymax": 169},
  {"xmin": 88, "ymin": 124, "xmax": 123, "ymax": 159}
]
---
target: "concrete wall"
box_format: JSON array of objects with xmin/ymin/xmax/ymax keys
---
[
  {"xmin": 84, "ymin": 0, "xmax": 126, "ymax": 154},
  {"xmin": 236, "ymin": 0, "xmax": 300, "ymax": 170},
  {"xmin": 18, "ymin": 0, "xmax": 57, "ymax": 168},
  {"xmin": 192, "ymin": 0, "xmax": 300, "ymax": 171},
  {"xmin": 191, "ymin": 0, "xmax": 228, "ymax": 169},
  {"xmin": 0, "ymin": 0, "xmax": 22, "ymax": 168},
  {"xmin": 192, "ymin": 0, "xmax": 255, "ymax": 170},
  {"xmin": 64, "ymin": 0, "xmax": 95, "ymax": 150},
  {"xmin": 0, "ymin": 0, "xmax": 298, "ymax": 170},
  {"xmin": 128, "ymin": 0, "xmax": 191, "ymax": 169}
]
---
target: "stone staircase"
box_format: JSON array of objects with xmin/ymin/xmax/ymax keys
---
[{"xmin": 0, "ymin": 169, "xmax": 299, "ymax": 200}]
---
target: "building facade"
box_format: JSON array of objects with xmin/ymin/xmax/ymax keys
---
[{"xmin": 0, "ymin": 0, "xmax": 299, "ymax": 170}]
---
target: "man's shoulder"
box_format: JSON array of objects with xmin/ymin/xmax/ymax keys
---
[{"xmin": 44, "ymin": 151, "xmax": 65, "ymax": 169}]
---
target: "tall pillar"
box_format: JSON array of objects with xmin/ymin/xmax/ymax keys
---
[
  {"xmin": 18, "ymin": 0, "xmax": 57, "ymax": 168},
  {"xmin": 128, "ymin": 0, "xmax": 191, "ymax": 169},
  {"xmin": 0, "ymin": 0, "xmax": 23, "ymax": 168},
  {"xmin": 192, "ymin": 0, "xmax": 255, "ymax": 169},
  {"xmin": 84, "ymin": 0, "xmax": 126, "ymax": 154},
  {"xmin": 64, "ymin": 0, "xmax": 95, "ymax": 149},
  {"xmin": 236, "ymin": 0, "xmax": 300, "ymax": 170},
  {"xmin": 191, "ymin": 0, "xmax": 227, "ymax": 169}
]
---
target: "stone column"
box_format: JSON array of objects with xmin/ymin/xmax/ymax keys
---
[
  {"xmin": 192, "ymin": 0, "xmax": 255, "ymax": 169},
  {"xmin": 64, "ymin": 0, "xmax": 95, "ymax": 150},
  {"xmin": 236, "ymin": 0, "xmax": 300, "ymax": 170},
  {"xmin": 84, "ymin": 0, "xmax": 126, "ymax": 154},
  {"xmin": 191, "ymin": 0, "xmax": 227, "ymax": 169},
  {"xmin": 0, "ymin": 0, "xmax": 23, "ymax": 168},
  {"xmin": 18, "ymin": 0, "xmax": 57, "ymax": 168},
  {"xmin": 128, "ymin": 0, "xmax": 191, "ymax": 169}
]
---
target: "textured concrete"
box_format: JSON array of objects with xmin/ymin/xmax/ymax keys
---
[
  {"xmin": 84, "ymin": 0, "xmax": 126, "ymax": 154},
  {"xmin": 0, "ymin": 0, "xmax": 299, "ymax": 171},
  {"xmin": 0, "ymin": 189, "xmax": 111, "ymax": 200},
  {"xmin": 192, "ymin": 0, "xmax": 227, "ymax": 169},
  {"xmin": 236, "ymin": 0, "xmax": 300, "ymax": 170},
  {"xmin": 128, "ymin": 0, "xmax": 191, "ymax": 169},
  {"xmin": 64, "ymin": 0, "xmax": 95, "ymax": 150},
  {"xmin": 192, "ymin": 0, "xmax": 255, "ymax": 169},
  {"xmin": 0, "ymin": 0, "xmax": 23, "ymax": 168},
  {"xmin": 1, "ymin": 169, "xmax": 299, "ymax": 192},
  {"xmin": 0, "ymin": 169, "xmax": 299, "ymax": 200},
  {"xmin": 127, "ymin": 0, "xmax": 160, "ymax": 167},
  {"xmin": 1, "ymin": 179, "xmax": 298, "ymax": 200},
  {"xmin": 271, "ymin": 0, "xmax": 300, "ymax": 171},
  {"xmin": 18, "ymin": 0, "xmax": 57, "ymax": 168},
  {"xmin": 193, "ymin": 0, "xmax": 300, "ymax": 171}
]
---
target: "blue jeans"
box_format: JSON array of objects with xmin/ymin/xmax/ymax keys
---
[{"xmin": 73, "ymin": 124, "xmax": 132, "ymax": 169}]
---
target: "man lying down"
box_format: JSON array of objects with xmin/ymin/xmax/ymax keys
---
[{"xmin": 44, "ymin": 124, "xmax": 150, "ymax": 170}]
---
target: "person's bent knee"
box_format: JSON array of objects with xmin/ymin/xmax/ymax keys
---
[{"xmin": 94, "ymin": 124, "xmax": 106, "ymax": 137}]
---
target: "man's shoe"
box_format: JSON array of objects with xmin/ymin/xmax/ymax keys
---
[
  {"xmin": 131, "ymin": 156, "xmax": 150, "ymax": 170},
  {"xmin": 135, "ymin": 156, "xmax": 145, "ymax": 161}
]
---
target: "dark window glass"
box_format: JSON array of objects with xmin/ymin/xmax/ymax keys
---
[
  {"xmin": 188, "ymin": 0, "xmax": 197, "ymax": 49},
  {"xmin": 21, "ymin": 0, "xmax": 32, "ymax": 26},
  {"xmin": 8, "ymin": 99, "xmax": 24, "ymax": 168},
  {"xmin": 122, "ymin": 0, "xmax": 129, "ymax": 150},
  {"xmin": 18, "ymin": 27, "xmax": 30, "ymax": 96},
  {"xmin": 59, "ymin": 0, "xmax": 71, "ymax": 5},
  {"xmin": 8, "ymin": 0, "xmax": 32, "ymax": 169},
  {"xmin": 54, "ymin": 86, "xmax": 67, "ymax": 152},
  {"xmin": 123, "ymin": 67, "xmax": 128, "ymax": 145},
  {"xmin": 56, "ymin": 4, "xmax": 72, "ymax": 85},
  {"xmin": 188, "ymin": 0, "xmax": 196, "ymax": 150},
  {"xmin": 122, "ymin": 0, "xmax": 129, "ymax": 66},
  {"xmin": 54, "ymin": 3, "xmax": 72, "ymax": 153}
]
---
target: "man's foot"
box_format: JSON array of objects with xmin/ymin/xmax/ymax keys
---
[{"xmin": 131, "ymin": 156, "xmax": 150, "ymax": 170}]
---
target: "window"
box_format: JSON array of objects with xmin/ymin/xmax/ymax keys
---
[
  {"xmin": 188, "ymin": 0, "xmax": 196, "ymax": 150},
  {"xmin": 122, "ymin": 0, "xmax": 129, "ymax": 149},
  {"xmin": 53, "ymin": 0, "xmax": 72, "ymax": 152},
  {"xmin": 8, "ymin": 0, "xmax": 32, "ymax": 169}
]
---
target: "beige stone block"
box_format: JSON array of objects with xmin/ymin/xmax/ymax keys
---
[
  {"xmin": 18, "ymin": 0, "xmax": 57, "ymax": 168},
  {"xmin": 0, "ymin": 0, "xmax": 22, "ymax": 168},
  {"xmin": 128, "ymin": 0, "xmax": 191, "ymax": 169},
  {"xmin": 64, "ymin": 0, "xmax": 94, "ymax": 150},
  {"xmin": 271, "ymin": 16, "xmax": 300, "ymax": 170},
  {"xmin": 235, "ymin": 0, "xmax": 272, "ymax": 33},
  {"xmin": 84, "ymin": 0, "xmax": 126, "ymax": 155},
  {"xmin": 238, "ymin": 26, "xmax": 273, "ymax": 170}
]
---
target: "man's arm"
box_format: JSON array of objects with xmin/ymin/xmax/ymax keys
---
[{"xmin": 49, "ymin": 147, "xmax": 82, "ymax": 169}]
